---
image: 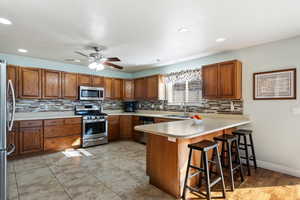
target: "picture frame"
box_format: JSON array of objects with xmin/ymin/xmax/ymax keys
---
[{"xmin": 253, "ymin": 68, "xmax": 296, "ymax": 100}]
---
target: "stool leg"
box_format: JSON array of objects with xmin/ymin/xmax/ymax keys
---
[
  {"xmin": 249, "ymin": 134, "xmax": 258, "ymax": 170},
  {"xmin": 199, "ymin": 151, "xmax": 204, "ymax": 188},
  {"xmin": 203, "ymin": 151, "xmax": 211, "ymax": 200},
  {"xmin": 235, "ymin": 140, "xmax": 244, "ymax": 182},
  {"xmin": 182, "ymin": 148, "xmax": 193, "ymax": 200},
  {"xmin": 244, "ymin": 135, "xmax": 251, "ymax": 176},
  {"xmin": 227, "ymin": 141, "xmax": 235, "ymax": 191},
  {"xmin": 209, "ymin": 148, "xmax": 216, "ymax": 177},
  {"xmin": 215, "ymin": 146, "xmax": 226, "ymax": 199}
]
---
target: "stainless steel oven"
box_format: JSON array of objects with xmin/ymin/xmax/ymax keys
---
[{"xmin": 79, "ymin": 86, "xmax": 104, "ymax": 101}]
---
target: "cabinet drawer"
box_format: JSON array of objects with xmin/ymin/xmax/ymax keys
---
[
  {"xmin": 44, "ymin": 135, "xmax": 81, "ymax": 152},
  {"xmin": 64, "ymin": 118, "xmax": 81, "ymax": 125},
  {"xmin": 44, "ymin": 119, "xmax": 64, "ymax": 126},
  {"xmin": 20, "ymin": 120, "xmax": 43, "ymax": 128},
  {"xmin": 44, "ymin": 124, "xmax": 81, "ymax": 138}
]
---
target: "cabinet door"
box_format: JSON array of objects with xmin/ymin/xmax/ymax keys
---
[
  {"xmin": 19, "ymin": 127, "xmax": 43, "ymax": 154},
  {"xmin": 18, "ymin": 67, "xmax": 42, "ymax": 98},
  {"xmin": 132, "ymin": 116, "xmax": 142, "ymax": 142},
  {"xmin": 146, "ymin": 76, "xmax": 158, "ymax": 99},
  {"xmin": 62, "ymin": 72, "xmax": 78, "ymax": 99},
  {"xmin": 202, "ymin": 64, "xmax": 219, "ymax": 99},
  {"xmin": 104, "ymin": 78, "xmax": 113, "ymax": 98},
  {"xmin": 7, "ymin": 65, "xmax": 18, "ymax": 98},
  {"xmin": 120, "ymin": 115, "xmax": 133, "ymax": 139},
  {"xmin": 112, "ymin": 79, "xmax": 122, "ymax": 99},
  {"xmin": 78, "ymin": 74, "xmax": 92, "ymax": 86},
  {"xmin": 218, "ymin": 61, "xmax": 242, "ymax": 99},
  {"xmin": 134, "ymin": 78, "xmax": 146, "ymax": 99},
  {"xmin": 123, "ymin": 79, "xmax": 134, "ymax": 100},
  {"xmin": 108, "ymin": 115, "xmax": 120, "ymax": 141},
  {"xmin": 92, "ymin": 76, "xmax": 104, "ymax": 87},
  {"xmin": 42, "ymin": 69, "xmax": 61, "ymax": 99}
]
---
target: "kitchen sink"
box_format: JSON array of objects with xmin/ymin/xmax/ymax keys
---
[{"xmin": 164, "ymin": 114, "xmax": 190, "ymax": 119}]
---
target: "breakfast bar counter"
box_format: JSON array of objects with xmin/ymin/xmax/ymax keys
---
[{"xmin": 134, "ymin": 116, "xmax": 251, "ymax": 198}]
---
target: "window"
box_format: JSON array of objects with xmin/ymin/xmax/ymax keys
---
[{"xmin": 165, "ymin": 70, "xmax": 202, "ymax": 105}]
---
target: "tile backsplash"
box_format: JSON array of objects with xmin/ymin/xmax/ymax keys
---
[{"xmin": 16, "ymin": 98, "xmax": 243, "ymax": 114}]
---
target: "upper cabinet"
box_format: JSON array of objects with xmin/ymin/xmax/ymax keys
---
[
  {"xmin": 202, "ymin": 60, "xmax": 242, "ymax": 100},
  {"xmin": 18, "ymin": 67, "xmax": 42, "ymax": 99},
  {"xmin": 134, "ymin": 78, "xmax": 146, "ymax": 100},
  {"xmin": 145, "ymin": 75, "xmax": 165, "ymax": 100},
  {"xmin": 123, "ymin": 79, "xmax": 134, "ymax": 100},
  {"xmin": 7, "ymin": 65, "xmax": 18, "ymax": 97},
  {"xmin": 62, "ymin": 72, "xmax": 78, "ymax": 99},
  {"xmin": 42, "ymin": 69, "xmax": 62, "ymax": 99},
  {"xmin": 78, "ymin": 74, "xmax": 92, "ymax": 86},
  {"xmin": 92, "ymin": 76, "xmax": 104, "ymax": 87},
  {"xmin": 112, "ymin": 78, "xmax": 122, "ymax": 99},
  {"xmin": 104, "ymin": 77, "xmax": 113, "ymax": 98}
]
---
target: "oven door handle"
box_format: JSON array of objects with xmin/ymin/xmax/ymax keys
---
[{"xmin": 84, "ymin": 119, "xmax": 106, "ymax": 123}]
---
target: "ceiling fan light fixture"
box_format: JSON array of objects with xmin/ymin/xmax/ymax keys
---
[
  {"xmin": 88, "ymin": 62, "xmax": 98, "ymax": 69},
  {"xmin": 96, "ymin": 63, "xmax": 105, "ymax": 71}
]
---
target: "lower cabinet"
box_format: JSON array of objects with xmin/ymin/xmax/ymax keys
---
[
  {"xmin": 7, "ymin": 122, "xmax": 19, "ymax": 158},
  {"xmin": 108, "ymin": 115, "xmax": 120, "ymax": 141},
  {"xmin": 19, "ymin": 121, "xmax": 44, "ymax": 155},
  {"xmin": 132, "ymin": 116, "xmax": 143, "ymax": 142},
  {"xmin": 120, "ymin": 115, "xmax": 133, "ymax": 139},
  {"xmin": 44, "ymin": 118, "xmax": 82, "ymax": 152}
]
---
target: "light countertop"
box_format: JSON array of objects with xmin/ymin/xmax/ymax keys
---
[
  {"xmin": 134, "ymin": 117, "xmax": 251, "ymax": 139},
  {"xmin": 14, "ymin": 111, "xmax": 81, "ymax": 121}
]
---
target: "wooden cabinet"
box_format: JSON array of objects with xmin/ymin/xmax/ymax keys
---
[
  {"xmin": 112, "ymin": 78, "xmax": 123, "ymax": 99},
  {"xmin": 92, "ymin": 76, "xmax": 104, "ymax": 87},
  {"xmin": 42, "ymin": 69, "xmax": 61, "ymax": 99},
  {"xmin": 134, "ymin": 78, "xmax": 146, "ymax": 99},
  {"xmin": 104, "ymin": 78, "xmax": 113, "ymax": 98},
  {"xmin": 78, "ymin": 74, "xmax": 92, "ymax": 86},
  {"xmin": 44, "ymin": 118, "xmax": 81, "ymax": 152},
  {"xmin": 7, "ymin": 65, "xmax": 18, "ymax": 98},
  {"xmin": 120, "ymin": 115, "xmax": 133, "ymax": 139},
  {"xmin": 202, "ymin": 64, "xmax": 219, "ymax": 99},
  {"xmin": 62, "ymin": 72, "xmax": 78, "ymax": 99},
  {"xmin": 132, "ymin": 116, "xmax": 142, "ymax": 142},
  {"xmin": 123, "ymin": 79, "xmax": 134, "ymax": 100},
  {"xmin": 202, "ymin": 60, "xmax": 242, "ymax": 99},
  {"xmin": 7, "ymin": 122, "xmax": 19, "ymax": 158},
  {"xmin": 18, "ymin": 67, "xmax": 42, "ymax": 99},
  {"xmin": 145, "ymin": 75, "xmax": 165, "ymax": 100},
  {"xmin": 108, "ymin": 115, "xmax": 120, "ymax": 141},
  {"xmin": 19, "ymin": 120, "xmax": 43, "ymax": 154}
]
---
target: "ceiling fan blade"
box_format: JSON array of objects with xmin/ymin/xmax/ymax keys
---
[
  {"xmin": 106, "ymin": 57, "xmax": 121, "ymax": 62},
  {"xmin": 75, "ymin": 51, "xmax": 88, "ymax": 57},
  {"xmin": 103, "ymin": 62, "xmax": 123, "ymax": 70}
]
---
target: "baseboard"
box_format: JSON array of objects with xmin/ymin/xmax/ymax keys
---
[{"xmin": 257, "ymin": 160, "xmax": 300, "ymax": 178}]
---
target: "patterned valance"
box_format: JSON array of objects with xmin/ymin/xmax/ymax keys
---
[{"xmin": 165, "ymin": 69, "xmax": 201, "ymax": 83}]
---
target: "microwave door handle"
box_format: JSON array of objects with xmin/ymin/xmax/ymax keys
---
[{"xmin": 8, "ymin": 80, "xmax": 16, "ymax": 131}]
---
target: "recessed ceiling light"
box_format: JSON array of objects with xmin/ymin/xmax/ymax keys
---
[
  {"xmin": 0, "ymin": 18, "xmax": 12, "ymax": 25},
  {"xmin": 18, "ymin": 49, "xmax": 28, "ymax": 53},
  {"xmin": 64, "ymin": 58, "xmax": 80, "ymax": 63},
  {"xmin": 216, "ymin": 38, "xmax": 226, "ymax": 42},
  {"xmin": 178, "ymin": 27, "xmax": 189, "ymax": 33}
]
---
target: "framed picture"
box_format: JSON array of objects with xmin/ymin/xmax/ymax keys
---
[{"xmin": 253, "ymin": 68, "xmax": 296, "ymax": 100}]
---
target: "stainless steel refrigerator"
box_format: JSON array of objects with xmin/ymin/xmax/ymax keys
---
[{"xmin": 0, "ymin": 60, "xmax": 16, "ymax": 200}]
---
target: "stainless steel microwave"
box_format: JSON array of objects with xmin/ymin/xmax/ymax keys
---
[{"xmin": 79, "ymin": 86, "xmax": 104, "ymax": 101}]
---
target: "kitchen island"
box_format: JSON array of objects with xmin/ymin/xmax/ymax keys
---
[{"xmin": 135, "ymin": 116, "xmax": 251, "ymax": 198}]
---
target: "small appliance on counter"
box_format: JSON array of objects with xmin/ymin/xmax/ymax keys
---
[
  {"xmin": 123, "ymin": 101, "xmax": 137, "ymax": 112},
  {"xmin": 75, "ymin": 105, "xmax": 108, "ymax": 147}
]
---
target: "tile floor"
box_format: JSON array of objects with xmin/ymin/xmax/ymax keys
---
[{"xmin": 8, "ymin": 141, "xmax": 300, "ymax": 200}]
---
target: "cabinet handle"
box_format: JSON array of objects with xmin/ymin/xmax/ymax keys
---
[{"xmin": 7, "ymin": 144, "xmax": 15, "ymax": 156}]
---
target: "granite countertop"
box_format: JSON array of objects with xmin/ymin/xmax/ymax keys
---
[
  {"xmin": 134, "ymin": 117, "xmax": 251, "ymax": 139},
  {"xmin": 14, "ymin": 111, "xmax": 82, "ymax": 121}
]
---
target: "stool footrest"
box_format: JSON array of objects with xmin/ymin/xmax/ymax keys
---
[
  {"xmin": 210, "ymin": 177, "xmax": 222, "ymax": 187},
  {"xmin": 189, "ymin": 171, "xmax": 202, "ymax": 178},
  {"xmin": 186, "ymin": 186, "xmax": 200, "ymax": 193},
  {"xmin": 189, "ymin": 165, "xmax": 204, "ymax": 172},
  {"xmin": 241, "ymin": 155, "xmax": 254, "ymax": 160},
  {"xmin": 239, "ymin": 143, "xmax": 252, "ymax": 146}
]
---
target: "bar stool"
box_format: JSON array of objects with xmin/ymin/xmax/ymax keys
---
[
  {"xmin": 232, "ymin": 129, "xmax": 257, "ymax": 176},
  {"xmin": 182, "ymin": 140, "xmax": 226, "ymax": 200},
  {"xmin": 213, "ymin": 134, "xmax": 244, "ymax": 191}
]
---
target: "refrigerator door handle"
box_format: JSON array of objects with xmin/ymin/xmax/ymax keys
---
[
  {"xmin": 7, "ymin": 144, "xmax": 15, "ymax": 156},
  {"xmin": 8, "ymin": 80, "xmax": 16, "ymax": 132}
]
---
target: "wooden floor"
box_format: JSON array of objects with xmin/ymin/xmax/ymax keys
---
[{"xmin": 187, "ymin": 167, "xmax": 300, "ymax": 200}]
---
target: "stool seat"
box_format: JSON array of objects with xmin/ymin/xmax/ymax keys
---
[
  {"xmin": 232, "ymin": 129, "xmax": 252, "ymax": 135},
  {"xmin": 214, "ymin": 134, "xmax": 237, "ymax": 142},
  {"xmin": 188, "ymin": 140, "xmax": 218, "ymax": 151}
]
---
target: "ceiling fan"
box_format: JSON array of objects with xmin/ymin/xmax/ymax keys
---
[{"xmin": 75, "ymin": 46, "xmax": 123, "ymax": 70}]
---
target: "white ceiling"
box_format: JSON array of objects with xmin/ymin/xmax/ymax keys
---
[{"xmin": 1, "ymin": 0, "xmax": 300, "ymax": 72}]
